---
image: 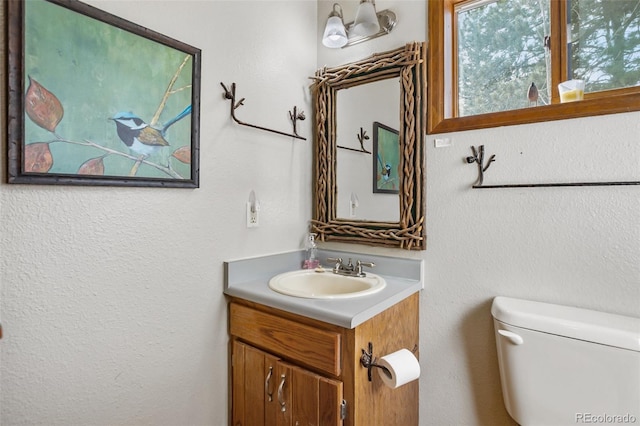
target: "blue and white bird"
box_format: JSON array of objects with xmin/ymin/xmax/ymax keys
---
[
  {"xmin": 110, "ymin": 105, "xmax": 191, "ymax": 157},
  {"xmin": 377, "ymin": 153, "xmax": 392, "ymax": 181}
]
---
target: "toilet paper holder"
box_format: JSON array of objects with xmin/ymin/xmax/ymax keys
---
[{"xmin": 360, "ymin": 342, "xmax": 393, "ymax": 382}]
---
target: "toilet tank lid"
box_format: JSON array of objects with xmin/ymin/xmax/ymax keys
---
[{"xmin": 491, "ymin": 297, "xmax": 640, "ymax": 352}]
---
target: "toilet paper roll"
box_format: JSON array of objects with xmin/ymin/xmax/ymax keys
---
[{"xmin": 377, "ymin": 348, "xmax": 421, "ymax": 389}]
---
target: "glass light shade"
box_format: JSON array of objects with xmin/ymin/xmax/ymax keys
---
[
  {"xmin": 352, "ymin": 1, "xmax": 380, "ymax": 37},
  {"xmin": 322, "ymin": 15, "xmax": 348, "ymax": 48}
]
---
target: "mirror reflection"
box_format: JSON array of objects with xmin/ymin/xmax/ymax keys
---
[
  {"xmin": 311, "ymin": 42, "xmax": 427, "ymax": 250},
  {"xmin": 336, "ymin": 77, "xmax": 400, "ymax": 222}
]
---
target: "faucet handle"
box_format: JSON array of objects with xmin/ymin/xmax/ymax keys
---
[
  {"xmin": 356, "ymin": 260, "xmax": 375, "ymax": 277},
  {"xmin": 326, "ymin": 257, "xmax": 343, "ymax": 271}
]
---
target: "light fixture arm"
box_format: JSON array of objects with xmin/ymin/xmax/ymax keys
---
[{"xmin": 343, "ymin": 9, "xmax": 396, "ymax": 47}]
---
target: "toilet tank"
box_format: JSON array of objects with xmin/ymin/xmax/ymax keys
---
[{"xmin": 492, "ymin": 296, "xmax": 640, "ymax": 426}]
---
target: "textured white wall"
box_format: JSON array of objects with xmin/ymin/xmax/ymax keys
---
[
  {"xmin": 0, "ymin": 1, "xmax": 315, "ymax": 425},
  {"xmin": 318, "ymin": 1, "xmax": 640, "ymax": 425},
  {"xmin": 2, "ymin": 1, "xmax": 638, "ymax": 425}
]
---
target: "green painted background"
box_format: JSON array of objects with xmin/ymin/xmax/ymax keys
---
[{"xmin": 376, "ymin": 126, "xmax": 399, "ymax": 192}]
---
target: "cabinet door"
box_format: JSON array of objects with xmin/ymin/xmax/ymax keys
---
[
  {"xmin": 288, "ymin": 364, "xmax": 344, "ymax": 426},
  {"xmin": 272, "ymin": 363, "xmax": 292, "ymax": 426},
  {"xmin": 232, "ymin": 341, "xmax": 281, "ymax": 426},
  {"xmin": 233, "ymin": 341, "xmax": 343, "ymax": 426},
  {"xmin": 264, "ymin": 354, "xmax": 283, "ymax": 425}
]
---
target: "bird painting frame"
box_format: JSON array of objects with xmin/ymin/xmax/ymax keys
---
[
  {"xmin": 7, "ymin": 0, "xmax": 201, "ymax": 188},
  {"xmin": 372, "ymin": 122, "xmax": 399, "ymax": 194}
]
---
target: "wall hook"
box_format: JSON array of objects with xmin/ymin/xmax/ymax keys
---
[
  {"xmin": 220, "ymin": 82, "xmax": 306, "ymax": 140},
  {"xmin": 360, "ymin": 342, "xmax": 392, "ymax": 382},
  {"xmin": 465, "ymin": 145, "xmax": 495, "ymax": 187},
  {"xmin": 338, "ymin": 127, "xmax": 371, "ymax": 154}
]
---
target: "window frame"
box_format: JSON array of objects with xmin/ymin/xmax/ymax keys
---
[{"xmin": 427, "ymin": 0, "xmax": 640, "ymax": 134}]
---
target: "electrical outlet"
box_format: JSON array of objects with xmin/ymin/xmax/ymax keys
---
[{"xmin": 246, "ymin": 202, "xmax": 259, "ymax": 228}]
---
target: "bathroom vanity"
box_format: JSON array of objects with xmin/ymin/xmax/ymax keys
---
[{"xmin": 225, "ymin": 250, "xmax": 423, "ymax": 426}]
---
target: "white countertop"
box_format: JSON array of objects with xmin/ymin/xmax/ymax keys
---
[{"xmin": 224, "ymin": 249, "xmax": 423, "ymax": 329}]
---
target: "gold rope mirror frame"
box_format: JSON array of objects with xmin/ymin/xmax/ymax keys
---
[{"xmin": 311, "ymin": 42, "xmax": 427, "ymax": 250}]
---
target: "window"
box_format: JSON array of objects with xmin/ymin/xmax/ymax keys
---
[
  {"xmin": 456, "ymin": 0, "xmax": 552, "ymax": 116},
  {"xmin": 427, "ymin": 0, "xmax": 640, "ymax": 133}
]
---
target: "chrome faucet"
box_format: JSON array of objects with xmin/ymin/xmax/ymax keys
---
[{"xmin": 326, "ymin": 257, "xmax": 375, "ymax": 277}]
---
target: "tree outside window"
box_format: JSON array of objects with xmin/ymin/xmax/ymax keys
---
[
  {"xmin": 428, "ymin": 0, "xmax": 640, "ymax": 133},
  {"xmin": 570, "ymin": 0, "xmax": 640, "ymax": 93}
]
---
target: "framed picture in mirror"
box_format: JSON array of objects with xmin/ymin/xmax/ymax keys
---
[{"xmin": 372, "ymin": 122, "xmax": 399, "ymax": 194}]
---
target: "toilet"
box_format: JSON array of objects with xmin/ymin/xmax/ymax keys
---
[{"xmin": 491, "ymin": 296, "xmax": 640, "ymax": 426}]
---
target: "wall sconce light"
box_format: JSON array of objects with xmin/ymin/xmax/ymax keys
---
[{"xmin": 322, "ymin": 1, "xmax": 397, "ymax": 49}]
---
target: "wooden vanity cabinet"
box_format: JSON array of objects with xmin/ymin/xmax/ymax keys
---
[{"xmin": 229, "ymin": 293, "xmax": 419, "ymax": 426}]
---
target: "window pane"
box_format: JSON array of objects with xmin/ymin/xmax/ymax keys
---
[
  {"xmin": 569, "ymin": 0, "xmax": 640, "ymax": 92},
  {"xmin": 456, "ymin": 0, "xmax": 551, "ymax": 116}
]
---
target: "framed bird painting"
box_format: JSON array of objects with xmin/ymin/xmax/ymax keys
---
[
  {"xmin": 7, "ymin": 0, "xmax": 201, "ymax": 187},
  {"xmin": 372, "ymin": 122, "xmax": 400, "ymax": 194}
]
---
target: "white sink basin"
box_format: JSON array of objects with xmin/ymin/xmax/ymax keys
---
[{"xmin": 268, "ymin": 269, "xmax": 386, "ymax": 299}]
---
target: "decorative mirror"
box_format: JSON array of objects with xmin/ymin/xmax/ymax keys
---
[{"xmin": 311, "ymin": 42, "xmax": 427, "ymax": 250}]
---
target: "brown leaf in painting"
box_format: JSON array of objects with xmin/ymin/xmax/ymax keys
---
[
  {"xmin": 25, "ymin": 76, "xmax": 64, "ymax": 133},
  {"xmin": 172, "ymin": 146, "xmax": 191, "ymax": 164},
  {"xmin": 24, "ymin": 142, "xmax": 53, "ymax": 173},
  {"xmin": 78, "ymin": 156, "xmax": 105, "ymax": 175}
]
